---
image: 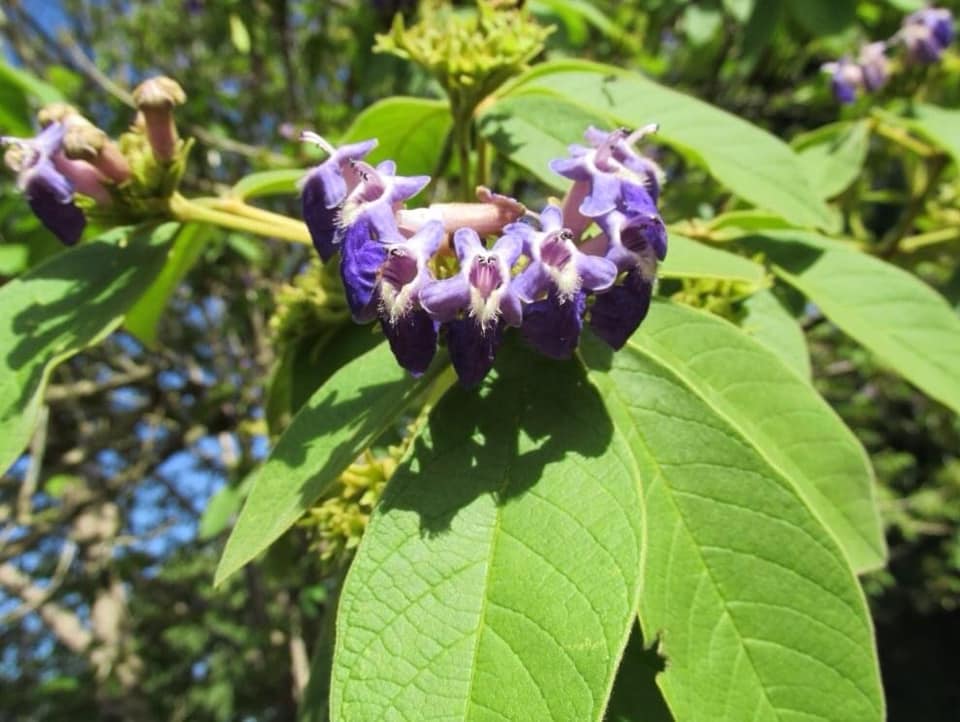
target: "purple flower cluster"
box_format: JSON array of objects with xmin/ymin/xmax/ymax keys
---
[
  {"xmin": 822, "ymin": 6, "xmax": 954, "ymax": 104},
  {"xmin": 300, "ymin": 125, "xmax": 666, "ymax": 386}
]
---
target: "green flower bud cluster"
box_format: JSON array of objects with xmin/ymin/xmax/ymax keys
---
[
  {"xmin": 375, "ymin": 0, "xmax": 553, "ymax": 119},
  {"xmin": 671, "ymin": 277, "xmax": 759, "ymax": 321},
  {"xmin": 270, "ymin": 259, "xmax": 350, "ymax": 349}
]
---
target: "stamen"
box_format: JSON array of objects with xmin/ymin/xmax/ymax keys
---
[
  {"xmin": 299, "ymin": 130, "xmax": 337, "ymax": 157},
  {"xmin": 626, "ymin": 123, "xmax": 659, "ymax": 146}
]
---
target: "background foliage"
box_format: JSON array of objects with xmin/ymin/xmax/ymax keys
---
[{"xmin": 0, "ymin": 1, "xmax": 958, "ymax": 720}]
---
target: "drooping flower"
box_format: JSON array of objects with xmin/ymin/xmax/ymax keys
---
[
  {"xmin": 376, "ymin": 220, "xmax": 445, "ymax": 375},
  {"xmin": 589, "ymin": 269, "xmax": 654, "ymax": 350},
  {"xmin": 550, "ymin": 124, "xmax": 663, "ymax": 235},
  {"xmin": 2, "ymin": 123, "xmax": 86, "ymax": 245},
  {"xmin": 858, "ymin": 42, "xmax": 890, "ymax": 92},
  {"xmin": 585, "ymin": 210, "xmax": 661, "ymax": 349},
  {"xmin": 822, "ymin": 56, "xmax": 865, "ymax": 104},
  {"xmin": 420, "ymin": 228, "xmax": 523, "ymax": 386},
  {"xmin": 901, "ymin": 6, "xmax": 954, "ymax": 63},
  {"xmin": 299, "ymin": 132, "xmax": 378, "ymax": 260},
  {"xmin": 506, "ymin": 204, "xmax": 617, "ymax": 358},
  {"xmin": 510, "ymin": 205, "xmax": 618, "ymax": 303}
]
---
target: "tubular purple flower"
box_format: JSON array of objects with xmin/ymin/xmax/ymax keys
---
[
  {"xmin": 586, "ymin": 184, "xmax": 667, "ymax": 274},
  {"xmin": 901, "ymin": 7, "xmax": 954, "ymax": 63},
  {"xmin": 508, "ymin": 204, "xmax": 617, "ymax": 303},
  {"xmin": 377, "ymin": 220, "xmax": 445, "ymax": 375},
  {"xmin": 2, "ymin": 123, "xmax": 86, "ymax": 245},
  {"xmin": 589, "ymin": 270, "xmax": 653, "ymax": 350},
  {"xmin": 550, "ymin": 124, "xmax": 663, "ymax": 234},
  {"xmin": 299, "ymin": 132, "xmax": 377, "ymax": 260},
  {"xmin": 420, "ymin": 228, "xmax": 523, "ymax": 386},
  {"xmin": 339, "ymin": 159, "xmax": 430, "ymax": 242},
  {"xmin": 521, "ymin": 290, "xmax": 588, "ymax": 360},
  {"xmin": 858, "ymin": 42, "xmax": 890, "ymax": 92},
  {"xmin": 822, "ymin": 57, "xmax": 864, "ymax": 104}
]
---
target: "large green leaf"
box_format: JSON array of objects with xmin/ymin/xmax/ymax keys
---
[
  {"xmin": 746, "ymin": 231, "xmax": 960, "ymax": 414},
  {"xmin": 581, "ymin": 332, "xmax": 884, "ymax": 721},
  {"xmin": 0, "ymin": 223, "xmax": 177, "ymax": 473},
  {"xmin": 481, "ymin": 60, "xmax": 832, "ymax": 228},
  {"xmin": 662, "ymin": 234, "xmax": 767, "ymax": 287},
  {"xmin": 214, "ymin": 342, "xmax": 448, "ymax": 585},
  {"xmin": 738, "ymin": 288, "xmax": 811, "ymax": 379},
  {"xmin": 635, "ymin": 301, "xmax": 884, "ymax": 571},
  {"xmin": 330, "ymin": 342, "xmax": 643, "ymax": 721},
  {"xmin": 341, "ymin": 96, "xmax": 453, "ymax": 177},
  {"xmin": 125, "ymin": 223, "xmax": 213, "ymax": 346}
]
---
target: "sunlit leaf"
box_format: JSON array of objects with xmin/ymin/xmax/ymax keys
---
[{"xmin": 0, "ymin": 223, "xmax": 178, "ymax": 473}]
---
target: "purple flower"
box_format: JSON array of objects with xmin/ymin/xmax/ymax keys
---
[
  {"xmin": 510, "ymin": 204, "xmax": 618, "ymax": 303},
  {"xmin": 299, "ymin": 132, "xmax": 377, "ymax": 260},
  {"xmin": 377, "ymin": 221, "xmax": 445, "ymax": 375},
  {"xmin": 340, "ymin": 219, "xmax": 445, "ymax": 375},
  {"xmin": 550, "ymin": 124, "xmax": 663, "ymax": 235},
  {"xmin": 858, "ymin": 42, "xmax": 890, "ymax": 92},
  {"xmin": 901, "ymin": 7, "xmax": 954, "ymax": 63},
  {"xmin": 521, "ymin": 290, "xmax": 588, "ymax": 360},
  {"xmin": 2, "ymin": 123, "xmax": 85, "ymax": 246},
  {"xmin": 339, "ymin": 159, "xmax": 430, "ymax": 245},
  {"xmin": 420, "ymin": 228, "xmax": 523, "ymax": 386},
  {"xmin": 505, "ymin": 204, "xmax": 617, "ymax": 359},
  {"xmin": 822, "ymin": 57, "xmax": 864, "ymax": 104},
  {"xmin": 589, "ymin": 269, "xmax": 653, "ymax": 350}
]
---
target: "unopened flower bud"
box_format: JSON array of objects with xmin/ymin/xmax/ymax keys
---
[
  {"xmin": 39, "ymin": 104, "xmax": 131, "ymax": 183},
  {"xmin": 37, "ymin": 102, "xmax": 81, "ymax": 128},
  {"xmin": 132, "ymin": 76, "xmax": 186, "ymax": 162}
]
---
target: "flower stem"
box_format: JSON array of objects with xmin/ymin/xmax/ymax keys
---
[
  {"xmin": 169, "ymin": 193, "xmax": 311, "ymax": 245},
  {"xmin": 900, "ymin": 226, "xmax": 960, "ymax": 252}
]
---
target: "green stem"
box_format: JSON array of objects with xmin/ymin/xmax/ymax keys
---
[
  {"xmin": 872, "ymin": 119, "xmax": 938, "ymax": 158},
  {"xmin": 900, "ymin": 226, "xmax": 960, "ymax": 252},
  {"xmin": 169, "ymin": 193, "xmax": 311, "ymax": 245}
]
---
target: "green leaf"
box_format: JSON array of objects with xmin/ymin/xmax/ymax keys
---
[
  {"xmin": 229, "ymin": 13, "xmax": 251, "ymax": 54},
  {"xmin": 231, "ymin": 169, "xmax": 307, "ymax": 200},
  {"xmin": 477, "ymin": 93, "xmax": 607, "ymax": 189},
  {"xmin": 746, "ymin": 231, "xmax": 960, "ymax": 414},
  {"xmin": 0, "ymin": 244, "xmax": 29, "ymax": 276},
  {"xmin": 126, "ymin": 224, "xmax": 213, "ymax": 347},
  {"xmin": 340, "ymin": 97, "xmax": 453, "ymax": 177},
  {"xmin": 0, "ymin": 223, "xmax": 178, "ymax": 473},
  {"xmin": 581, "ymin": 332, "xmax": 885, "ymax": 721},
  {"xmin": 682, "ymin": 5, "xmax": 723, "ymax": 45},
  {"xmin": 634, "ymin": 300, "xmax": 885, "ymax": 571},
  {"xmin": 662, "ymin": 234, "xmax": 767, "ymax": 287},
  {"xmin": 723, "ymin": 0, "xmax": 757, "ymax": 23},
  {"xmin": 214, "ymin": 342, "xmax": 447, "ymax": 586},
  {"xmin": 795, "ymin": 120, "xmax": 871, "ymax": 200},
  {"xmin": 738, "ymin": 288, "xmax": 812, "ymax": 379},
  {"xmin": 331, "ymin": 342, "xmax": 643, "ymax": 721},
  {"xmin": 0, "ymin": 60, "xmax": 64, "ymax": 107},
  {"xmin": 198, "ymin": 476, "xmax": 253, "ymax": 540},
  {"xmin": 785, "ymin": 0, "xmax": 856, "ymax": 36},
  {"xmin": 529, "ymin": 0, "xmax": 623, "ymax": 44},
  {"xmin": 485, "ymin": 60, "xmax": 833, "ymax": 228},
  {"xmin": 907, "ymin": 104, "xmax": 960, "ymax": 164}
]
